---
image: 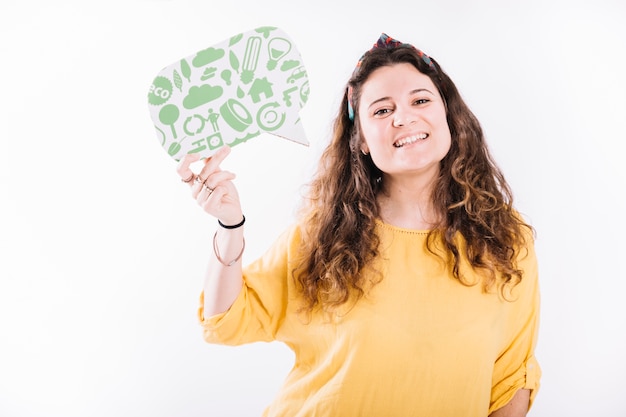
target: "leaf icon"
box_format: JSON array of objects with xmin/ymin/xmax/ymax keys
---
[
  {"xmin": 229, "ymin": 33, "xmax": 243, "ymax": 46},
  {"xmin": 168, "ymin": 142, "xmax": 182, "ymax": 156},
  {"xmin": 229, "ymin": 50, "xmax": 240, "ymax": 72},
  {"xmin": 168, "ymin": 136, "xmax": 188, "ymax": 156},
  {"xmin": 180, "ymin": 59, "xmax": 191, "ymax": 82},
  {"xmin": 173, "ymin": 70, "xmax": 183, "ymax": 92}
]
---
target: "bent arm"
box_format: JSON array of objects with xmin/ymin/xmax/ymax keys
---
[{"xmin": 177, "ymin": 146, "xmax": 246, "ymax": 318}]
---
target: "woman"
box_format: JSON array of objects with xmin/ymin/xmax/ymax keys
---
[{"xmin": 177, "ymin": 33, "xmax": 541, "ymax": 417}]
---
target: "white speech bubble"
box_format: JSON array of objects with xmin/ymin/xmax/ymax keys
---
[{"xmin": 147, "ymin": 26, "xmax": 310, "ymax": 160}]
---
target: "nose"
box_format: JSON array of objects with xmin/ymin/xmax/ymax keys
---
[{"xmin": 392, "ymin": 107, "xmax": 416, "ymax": 127}]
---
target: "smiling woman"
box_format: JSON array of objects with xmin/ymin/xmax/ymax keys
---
[{"xmin": 177, "ymin": 33, "xmax": 541, "ymax": 417}]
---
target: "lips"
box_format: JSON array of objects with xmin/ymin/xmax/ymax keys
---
[{"xmin": 393, "ymin": 133, "xmax": 429, "ymax": 147}]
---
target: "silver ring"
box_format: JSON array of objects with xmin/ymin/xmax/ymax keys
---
[
  {"xmin": 204, "ymin": 184, "xmax": 214, "ymax": 194},
  {"xmin": 195, "ymin": 176, "xmax": 206, "ymax": 184}
]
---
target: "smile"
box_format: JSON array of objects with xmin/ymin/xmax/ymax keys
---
[{"xmin": 393, "ymin": 133, "xmax": 429, "ymax": 147}]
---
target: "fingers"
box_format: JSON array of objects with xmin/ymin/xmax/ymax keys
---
[
  {"xmin": 197, "ymin": 183, "xmax": 239, "ymax": 216},
  {"xmin": 198, "ymin": 183, "xmax": 230, "ymax": 213},
  {"xmin": 197, "ymin": 145, "xmax": 231, "ymax": 183},
  {"xmin": 176, "ymin": 153, "xmax": 201, "ymax": 183},
  {"xmin": 195, "ymin": 171, "xmax": 239, "ymax": 215},
  {"xmin": 177, "ymin": 146, "xmax": 230, "ymax": 186},
  {"xmin": 191, "ymin": 170, "xmax": 236, "ymax": 199},
  {"xmin": 202, "ymin": 170, "xmax": 236, "ymax": 190},
  {"xmin": 177, "ymin": 146, "xmax": 241, "ymax": 219},
  {"xmin": 196, "ymin": 181, "xmax": 215, "ymax": 204}
]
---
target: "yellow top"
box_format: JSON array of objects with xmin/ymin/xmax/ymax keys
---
[{"xmin": 199, "ymin": 221, "xmax": 541, "ymax": 416}]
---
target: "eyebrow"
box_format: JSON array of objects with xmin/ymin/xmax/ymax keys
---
[{"xmin": 367, "ymin": 88, "xmax": 435, "ymax": 109}]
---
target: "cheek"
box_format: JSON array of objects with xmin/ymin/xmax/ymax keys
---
[
  {"xmin": 443, "ymin": 134, "xmax": 452, "ymax": 155},
  {"xmin": 431, "ymin": 112, "xmax": 452, "ymax": 155},
  {"xmin": 441, "ymin": 125, "xmax": 452, "ymax": 150},
  {"xmin": 436, "ymin": 113, "xmax": 452, "ymax": 145},
  {"xmin": 358, "ymin": 120, "xmax": 383, "ymax": 150}
]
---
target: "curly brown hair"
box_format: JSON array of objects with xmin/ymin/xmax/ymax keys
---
[{"xmin": 295, "ymin": 45, "xmax": 532, "ymax": 312}]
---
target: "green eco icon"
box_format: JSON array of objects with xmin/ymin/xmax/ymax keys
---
[{"xmin": 147, "ymin": 26, "xmax": 310, "ymax": 161}]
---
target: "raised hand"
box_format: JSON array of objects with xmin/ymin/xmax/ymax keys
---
[{"xmin": 176, "ymin": 146, "xmax": 243, "ymax": 225}]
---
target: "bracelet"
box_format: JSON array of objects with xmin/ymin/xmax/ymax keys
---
[
  {"xmin": 213, "ymin": 231, "xmax": 245, "ymax": 267},
  {"xmin": 218, "ymin": 215, "xmax": 245, "ymax": 229}
]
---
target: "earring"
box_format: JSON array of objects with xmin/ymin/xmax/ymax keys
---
[{"xmin": 361, "ymin": 149, "xmax": 369, "ymax": 156}]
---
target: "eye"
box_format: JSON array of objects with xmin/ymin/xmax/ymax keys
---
[
  {"xmin": 373, "ymin": 107, "xmax": 393, "ymax": 117},
  {"xmin": 413, "ymin": 98, "xmax": 430, "ymax": 105}
]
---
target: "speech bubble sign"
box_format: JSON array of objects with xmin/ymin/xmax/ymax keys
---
[{"xmin": 147, "ymin": 26, "xmax": 310, "ymax": 161}]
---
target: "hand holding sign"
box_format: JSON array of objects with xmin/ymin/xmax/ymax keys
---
[{"xmin": 148, "ymin": 26, "xmax": 310, "ymax": 161}]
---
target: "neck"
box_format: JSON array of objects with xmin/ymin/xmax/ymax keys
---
[{"xmin": 377, "ymin": 173, "xmax": 439, "ymax": 230}]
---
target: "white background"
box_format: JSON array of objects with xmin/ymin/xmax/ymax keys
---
[{"xmin": 1, "ymin": 0, "xmax": 625, "ymax": 416}]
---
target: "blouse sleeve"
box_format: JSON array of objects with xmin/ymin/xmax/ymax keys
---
[
  {"xmin": 489, "ymin": 235, "xmax": 542, "ymax": 413},
  {"xmin": 197, "ymin": 225, "xmax": 299, "ymax": 346}
]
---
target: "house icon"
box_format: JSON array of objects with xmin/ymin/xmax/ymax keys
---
[{"xmin": 249, "ymin": 77, "xmax": 274, "ymax": 103}]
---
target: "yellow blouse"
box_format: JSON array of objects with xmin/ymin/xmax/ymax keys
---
[{"xmin": 199, "ymin": 221, "xmax": 541, "ymax": 416}]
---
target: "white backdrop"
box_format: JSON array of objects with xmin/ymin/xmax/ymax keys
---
[{"xmin": 1, "ymin": 0, "xmax": 625, "ymax": 416}]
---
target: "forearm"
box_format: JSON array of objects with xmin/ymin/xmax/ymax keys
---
[{"xmin": 202, "ymin": 226, "xmax": 245, "ymax": 318}]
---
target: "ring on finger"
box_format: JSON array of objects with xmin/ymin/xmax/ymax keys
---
[
  {"xmin": 181, "ymin": 173, "xmax": 195, "ymax": 183},
  {"xmin": 195, "ymin": 176, "xmax": 206, "ymax": 184},
  {"xmin": 204, "ymin": 184, "xmax": 214, "ymax": 194}
]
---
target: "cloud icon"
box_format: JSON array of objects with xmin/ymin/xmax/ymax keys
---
[
  {"xmin": 192, "ymin": 47, "xmax": 225, "ymax": 67},
  {"xmin": 183, "ymin": 84, "xmax": 223, "ymax": 109}
]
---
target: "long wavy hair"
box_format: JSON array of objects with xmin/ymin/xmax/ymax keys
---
[{"xmin": 294, "ymin": 45, "xmax": 532, "ymax": 313}]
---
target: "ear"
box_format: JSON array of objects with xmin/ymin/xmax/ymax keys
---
[{"xmin": 360, "ymin": 143, "xmax": 370, "ymax": 155}]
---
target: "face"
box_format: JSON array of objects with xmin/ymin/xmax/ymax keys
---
[{"xmin": 358, "ymin": 63, "xmax": 451, "ymax": 182}]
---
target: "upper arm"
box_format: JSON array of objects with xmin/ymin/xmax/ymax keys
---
[{"xmin": 489, "ymin": 389, "xmax": 530, "ymax": 417}]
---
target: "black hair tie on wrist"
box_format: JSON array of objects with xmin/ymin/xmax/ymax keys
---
[{"xmin": 218, "ymin": 215, "xmax": 245, "ymax": 229}]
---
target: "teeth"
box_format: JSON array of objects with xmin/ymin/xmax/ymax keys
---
[{"xmin": 394, "ymin": 133, "xmax": 428, "ymax": 147}]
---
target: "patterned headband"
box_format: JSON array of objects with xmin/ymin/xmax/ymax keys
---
[{"xmin": 347, "ymin": 33, "xmax": 436, "ymax": 121}]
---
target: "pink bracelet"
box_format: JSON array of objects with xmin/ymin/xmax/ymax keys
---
[{"xmin": 213, "ymin": 231, "xmax": 245, "ymax": 267}]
